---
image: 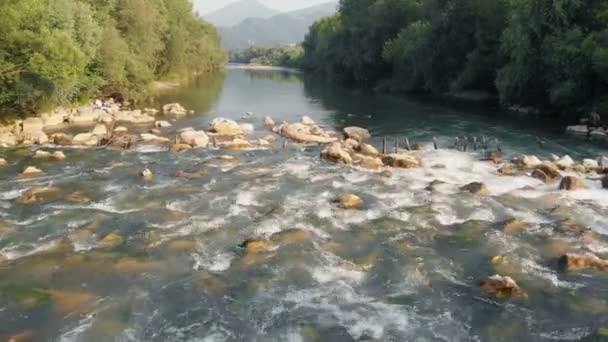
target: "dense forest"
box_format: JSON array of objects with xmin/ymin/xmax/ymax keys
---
[
  {"xmin": 0, "ymin": 0, "xmax": 226, "ymax": 113},
  {"xmin": 230, "ymin": 46, "xmax": 304, "ymax": 69},
  {"xmin": 301, "ymin": 0, "xmax": 608, "ymax": 116}
]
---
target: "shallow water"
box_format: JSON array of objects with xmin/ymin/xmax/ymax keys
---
[{"xmin": 0, "ymin": 68, "xmax": 607, "ymax": 341}]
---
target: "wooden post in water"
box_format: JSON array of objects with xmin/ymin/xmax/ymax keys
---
[
  {"xmin": 394, "ymin": 139, "xmax": 399, "ymax": 153},
  {"xmin": 454, "ymin": 137, "xmax": 460, "ymax": 150},
  {"xmin": 496, "ymin": 138, "xmax": 502, "ymax": 153},
  {"xmin": 282, "ymin": 139, "xmax": 288, "ymax": 150},
  {"xmin": 212, "ymin": 136, "xmax": 217, "ymax": 148},
  {"xmin": 382, "ymin": 137, "xmax": 387, "ymax": 154},
  {"xmin": 473, "ymin": 136, "xmax": 478, "ymax": 151},
  {"xmin": 463, "ymin": 137, "xmax": 468, "ymax": 152},
  {"xmin": 405, "ymin": 137, "xmax": 411, "ymax": 151},
  {"xmin": 433, "ymin": 137, "xmax": 438, "ymax": 150}
]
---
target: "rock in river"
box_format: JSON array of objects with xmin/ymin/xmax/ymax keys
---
[
  {"xmin": 321, "ymin": 142, "xmax": 353, "ymax": 164},
  {"xmin": 343, "ymin": 126, "xmax": 371, "ymax": 143},
  {"xmin": 336, "ymin": 194, "xmax": 364, "ymax": 209},
  {"xmin": 263, "ymin": 116, "xmax": 275, "ymax": 126},
  {"xmin": 382, "ymin": 154, "xmax": 420, "ymax": 168},
  {"xmin": 560, "ymin": 253, "xmax": 608, "ymax": 271},
  {"xmin": 180, "ymin": 130, "xmax": 209, "ymax": 148},
  {"xmin": 559, "ymin": 176, "xmax": 587, "ymax": 190},
  {"xmin": 18, "ymin": 166, "xmax": 44, "ymax": 179},
  {"xmin": 210, "ymin": 118, "xmax": 243, "ymax": 136},
  {"xmin": 141, "ymin": 168, "xmax": 153, "ymax": 181},
  {"xmin": 481, "ymin": 274, "xmax": 527, "ymax": 299},
  {"xmin": 162, "ymin": 103, "xmax": 187, "ymax": 116},
  {"xmin": 461, "ymin": 182, "xmax": 490, "ymax": 195}
]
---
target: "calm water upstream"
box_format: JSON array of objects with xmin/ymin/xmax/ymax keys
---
[{"xmin": 0, "ymin": 67, "xmax": 607, "ymax": 341}]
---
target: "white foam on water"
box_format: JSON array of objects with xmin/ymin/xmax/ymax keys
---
[
  {"xmin": 0, "ymin": 189, "xmax": 24, "ymax": 200},
  {"xmin": 1, "ymin": 239, "xmax": 62, "ymax": 261},
  {"xmin": 520, "ymin": 258, "xmax": 584, "ymax": 290},
  {"xmin": 192, "ymin": 251, "xmax": 234, "ymax": 272}
]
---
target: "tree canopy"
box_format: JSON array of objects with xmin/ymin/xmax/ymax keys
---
[
  {"xmin": 302, "ymin": 0, "xmax": 608, "ymax": 116},
  {"xmin": 0, "ymin": 0, "xmax": 226, "ymax": 113}
]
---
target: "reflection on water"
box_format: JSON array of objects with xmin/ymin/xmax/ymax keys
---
[{"xmin": 0, "ymin": 68, "xmax": 607, "ymax": 341}]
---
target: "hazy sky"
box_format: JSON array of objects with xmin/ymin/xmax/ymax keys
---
[{"xmin": 197, "ymin": 0, "xmax": 332, "ymax": 14}]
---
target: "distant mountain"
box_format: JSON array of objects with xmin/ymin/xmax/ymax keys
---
[
  {"xmin": 198, "ymin": 0, "xmax": 279, "ymax": 28},
  {"xmin": 220, "ymin": 1, "xmax": 338, "ymax": 51}
]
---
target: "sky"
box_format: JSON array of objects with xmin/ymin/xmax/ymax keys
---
[{"xmin": 197, "ymin": 0, "xmax": 332, "ymax": 14}]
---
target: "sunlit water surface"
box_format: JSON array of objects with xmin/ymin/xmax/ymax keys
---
[{"xmin": 0, "ymin": 68, "xmax": 607, "ymax": 341}]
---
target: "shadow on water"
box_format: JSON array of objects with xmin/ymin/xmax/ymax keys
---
[{"xmin": 150, "ymin": 71, "xmax": 227, "ymax": 115}]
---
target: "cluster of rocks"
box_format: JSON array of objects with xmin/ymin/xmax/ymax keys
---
[
  {"xmin": 0, "ymin": 101, "xmax": 195, "ymax": 149},
  {"xmin": 497, "ymin": 153, "xmax": 608, "ymax": 190}
]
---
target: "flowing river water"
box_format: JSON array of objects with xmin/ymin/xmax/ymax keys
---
[{"xmin": 1, "ymin": 67, "xmax": 607, "ymax": 341}]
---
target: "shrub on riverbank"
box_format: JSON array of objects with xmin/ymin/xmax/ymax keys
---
[
  {"xmin": 301, "ymin": 0, "xmax": 608, "ymax": 117},
  {"xmin": 0, "ymin": 0, "xmax": 227, "ymax": 114}
]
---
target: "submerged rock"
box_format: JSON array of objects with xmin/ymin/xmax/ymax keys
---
[
  {"xmin": 270, "ymin": 228, "xmax": 312, "ymax": 245},
  {"xmin": 343, "ymin": 126, "xmax": 371, "ymax": 143},
  {"xmin": 461, "ymin": 182, "xmax": 489, "ymax": 195},
  {"xmin": 47, "ymin": 289, "xmax": 95, "ymax": 315},
  {"xmin": 66, "ymin": 191, "xmax": 91, "ymax": 204},
  {"xmin": 18, "ymin": 166, "xmax": 44, "ymax": 178},
  {"xmin": 480, "ymin": 274, "xmax": 527, "ymax": 299},
  {"xmin": 50, "ymin": 151, "xmax": 66, "ymax": 161},
  {"xmin": 171, "ymin": 143, "xmax": 193, "ymax": 153},
  {"xmin": 33, "ymin": 150, "xmax": 51, "ymax": 159},
  {"xmin": 99, "ymin": 231, "xmax": 124, "ymax": 249},
  {"xmin": 240, "ymin": 239, "xmax": 273, "ymax": 253},
  {"xmin": 210, "ymin": 118, "xmax": 243, "ymax": 136},
  {"xmin": 559, "ymin": 176, "xmax": 587, "ymax": 190},
  {"xmin": 336, "ymin": 194, "xmax": 364, "ymax": 209},
  {"xmin": 560, "ymin": 253, "xmax": 608, "ymax": 271},
  {"xmin": 223, "ymin": 138, "xmax": 253, "ymax": 150},
  {"xmin": 16, "ymin": 186, "xmax": 61, "ymax": 204},
  {"xmin": 502, "ymin": 218, "xmax": 528, "ymax": 234}
]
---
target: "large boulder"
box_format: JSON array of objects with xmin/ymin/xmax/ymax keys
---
[
  {"xmin": 343, "ymin": 126, "xmax": 371, "ymax": 143},
  {"xmin": 223, "ymin": 138, "xmax": 253, "ymax": 150},
  {"xmin": 210, "ymin": 118, "xmax": 244, "ymax": 136},
  {"xmin": 180, "ymin": 130, "xmax": 209, "ymax": 148},
  {"xmin": 263, "ymin": 116, "xmax": 275, "ymax": 126},
  {"xmin": 51, "ymin": 133, "xmax": 73, "ymax": 146},
  {"xmin": 560, "ymin": 253, "xmax": 608, "ymax": 271},
  {"xmin": 321, "ymin": 142, "xmax": 353, "ymax": 164},
  {"xmin": 162, "ymin": 103, "xmax": 187, "ymax": 116},
  {"xmin": 336, "ymin": 194, "xmax": 364, "ymax": 209},
  {"xmin": 21, "ymin": 117, "xmax": 44, "ymax": 134},
  {"xmin": 155, "ymin": 120, "xmax": 172, "ymax": 128},
  {"xmin": 559, "ymin": 176, "xmax": 587, "ymax": 190},
  {"xmin": 276, "ymin": 122, "xmax": 337, "ymax": 144},
  {"xmin": 382, "ymin": 154, "xmax": 420, "ymax": 168},
  {"xmin": 480, "ymin": 274, "xmax": 526, "ymax": 299},
  {"xmin": 358, "ymin": 143, "xmax": 379, "ymax": 156},
  {"xmin": 532, "ymin": 164, "xmax": 560, "ymax": 183},
  {"xmin": 582, "ymin": 158, "xmax": 599, "ymax": 170},
  {"xmin": 301, "ymin": 116, "xmax": 316, "ymax": 125}
]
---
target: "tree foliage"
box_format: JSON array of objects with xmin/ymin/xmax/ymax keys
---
[
  {"xmin": 230, "ymin": 45, "xmax": 304, "ymax": 69},
  {"xmin": 0, "ymin": 0, "xmax": 226, "ymax": 113},
  {"xmin": 302, "ymin": 0, "xmax": 608, "ymax": 115}
]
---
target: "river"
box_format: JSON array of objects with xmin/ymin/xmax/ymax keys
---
[{"xmin": 0, "ymin": 67, "xmax": 607, "ymax": 341}]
